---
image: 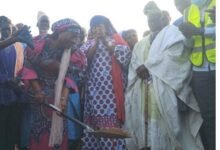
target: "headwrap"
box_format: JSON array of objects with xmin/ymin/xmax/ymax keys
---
[
  {"xmin": 90, "ymin": 15, "xmax": 116, "ymax": 35},
  {"xmin": 51, "ymin": 18, "xmax": 81, "ymax": 34},
  {"xmin": 90, "ymin": 15, "xmax": 128, "ymax": 123}
]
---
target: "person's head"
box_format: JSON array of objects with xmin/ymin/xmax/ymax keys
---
[
  {"xmin": 161, "ymin": 10, "xmax": 171, "ymax": 25},
  {"xmin": 0, "ymin": 16, "xmax": 13, "ymax": 40},
  {"xmin": 90, "ymin": 15, "xmax": 117, "ymax": 37},
  {"xmin": 174, "ymin": 0, "xmax": 191, "ymax": 14},
  {"xmin": 144, "ymin": 1, "xmax": 170, "ymax": 33},
  {"xmin": 37, "ymin": 11, "xmax": 50, "ymax": 35},
  {"xmin": 143, "ymin": 30, "xmax": 151, "ymax": 37},
  {"xmin": 51, "ymin": 18, "xmax": 81, "ymax": 50},
  {"xmin": 191, "ymin": 0, "xmax": 210, "ymax": 7},
  {"xmin": 121, "ymin": 29, "xmax": 138, "ymax": 50}
]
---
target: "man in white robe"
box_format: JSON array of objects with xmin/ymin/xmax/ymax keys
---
[{"xmin": 124, "ymin": 1, "xmax": 204, "ymax": 150}]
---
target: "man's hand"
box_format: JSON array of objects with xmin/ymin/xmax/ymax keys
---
[
  {"xmin": 136, "ymin": 64, "xmax": 149, "ymax": 80},
  {"xmin": 179, "ymin": 22, "xmax": 202, "ymax": 38}
]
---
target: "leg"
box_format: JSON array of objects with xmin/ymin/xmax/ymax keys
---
[
  {"xmin": 192, "ymin": 71, "xmax": 215, "ymax": 150},
  {"xmin": 0, "ymin": 105, "xmax": 8, "ymax": 150}
]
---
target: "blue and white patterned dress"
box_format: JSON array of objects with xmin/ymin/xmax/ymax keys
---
[{"xmin": 80, "ymin": 37, "xmax": 131, "ymax": 150}]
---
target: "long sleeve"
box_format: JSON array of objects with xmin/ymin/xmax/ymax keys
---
[{"xmin": 113, "ymin": 45, "xmax": 131, "ymax": 69}]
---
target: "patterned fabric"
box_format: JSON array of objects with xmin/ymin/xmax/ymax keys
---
[
  {"xmin": 23, "ymin": 36, "xmax": 78, "ymax": 149},
  {"xmin": 90, "ymin": 15, "xmax": 129, "ymax": 123},
  {"xmin": 51, "ymin": 18, "xmax": 80, "ymax": 33},
  {"xmin": 80, "ymin": 37, "xmax": 131, "ymax": 149}
]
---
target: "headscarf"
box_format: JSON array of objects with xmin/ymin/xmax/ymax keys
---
[
  {"xmin": 51, "ymin": 18, "xmax": 81, "ymax": 34},
  {"xmin": 90, "ymin": 15, "xmax": 128, "ymax": 123},
  {"xmin": 90, "ymin": 15, "xmax": 116, "ymax": 35}
]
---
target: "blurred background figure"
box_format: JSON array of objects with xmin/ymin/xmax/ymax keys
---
[
  {"xmin": 0, "ymin": 15, "xmax": 33, "ymax": 150},
  {"xmin": 179, "ymin": 0, "xmax": 216, "ymax": 149},
  {"xmin": 121, "ymin": 29, "xmax": 138, "ymax": 51},
  {"xmin": 36, "ymin": 11, "xmax": 50, "ymax": 37},
  {"xmin": 142, "ymin": 30, "xmax": 151, "ymax": 37}
]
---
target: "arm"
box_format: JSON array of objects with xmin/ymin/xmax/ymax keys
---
[
  {"xmin": 179, "ymin": 22, "xmax": 215, "ymax": 39},
  {"xmin": 113, "ymin": 44, "xmax": 132, "ymax": 69},
  {"xmin": 30, "ymin": 79, "xmax": 45, "ymax": 103},
  {"xmin": 38, "ymin": 59, "xmax": 60, "ymax": 74},
  {"xmin": 86, "ymin": 38, "xmax": 99, "ymax": 63},
  {"xmin": 0, "ymin": 25, "xmax": 34, "ymax": 50},
  {"xmin": 0, "ymin": 36, "xmax": 17, "ymax": 49}
]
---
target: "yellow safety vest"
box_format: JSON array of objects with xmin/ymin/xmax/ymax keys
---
[{"xmin": 184, "ymin": 0, "xmax": 215, "ymax": 66}]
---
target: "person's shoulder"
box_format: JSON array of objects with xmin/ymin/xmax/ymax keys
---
[
  {"xmin": 173, "ymin": 17, "xmax": 184, "ymax": 27},
  {"xmin": 138, "ymin": 35, "xmax": 151, "ymax": 44}
]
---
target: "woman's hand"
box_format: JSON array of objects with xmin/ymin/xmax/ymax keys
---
[
  {"xmin": 106, "ymin": 40, "xmax": 116, "ymax": 54},
  {"xmin": 59, "ymin": 97, "xmax": 67, "ymax": 112}
]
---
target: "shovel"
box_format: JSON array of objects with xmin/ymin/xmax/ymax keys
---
[{"xmin": 43, "ymin": 103, "xmax": 130, "ymax": 139}]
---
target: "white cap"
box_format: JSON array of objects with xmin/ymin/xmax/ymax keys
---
[{"xmin": 37, "ymin": 11, "xmax": 47, "ymax": 22}]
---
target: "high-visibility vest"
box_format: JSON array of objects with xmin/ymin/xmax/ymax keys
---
[{"xmin": 184, "ymin": 0, "xmax": 215, "ymax": 66}]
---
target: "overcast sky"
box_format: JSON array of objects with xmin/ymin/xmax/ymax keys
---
[{"xmin": 1, "ymin": 0, "xmax": 181, "ymax": 38}]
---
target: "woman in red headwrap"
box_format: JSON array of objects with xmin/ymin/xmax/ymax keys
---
[
  {"xmin": 21, "ymin": 18, "xmax": 85, "ymax": 150},
  {"xmin": 80, "ymin": 15, "xmax": 131, "ymax": 150}
]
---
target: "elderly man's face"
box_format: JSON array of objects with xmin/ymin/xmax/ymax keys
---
[
  {"xmin": 0, "ymin": 23, "xmax": 13, "ymax": 40},
  {"xmin": 126, "ymin": 31, "xmax": 138, "ymax": 50},
  {"xmin": 147, "ymin": 13, "xmax": 163, "ymax": 32}
]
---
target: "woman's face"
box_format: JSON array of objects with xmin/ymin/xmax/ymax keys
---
[
  {"xmin": 91, "ymin": 24, "xmax": 106, "ymax": 37},
  {"xmin": 57, "ymin": 30, "xmax": 81, "ymax": 50}
]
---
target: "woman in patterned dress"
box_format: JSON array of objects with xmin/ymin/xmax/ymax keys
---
[
  {"xmin": 22, "ymin": 18, "xmax": 82, "ymax": 150},
  {"xmin": 80, "ymin": 15, "xmax": 131, "ymax": 150}
]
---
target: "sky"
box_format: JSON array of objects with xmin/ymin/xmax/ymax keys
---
[{"xmin": 1, "ymin": 0, "xmax": 181, "ymax": 38}]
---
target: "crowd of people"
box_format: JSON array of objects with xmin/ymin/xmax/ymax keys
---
[{"xmin": 0, "ymin": 0, "xmax": 215, "ymax": 149}]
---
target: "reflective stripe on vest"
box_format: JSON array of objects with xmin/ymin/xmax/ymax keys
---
[{"xmin": 184, "ymin": 0, "xmax": 216, "ymax": 66}]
